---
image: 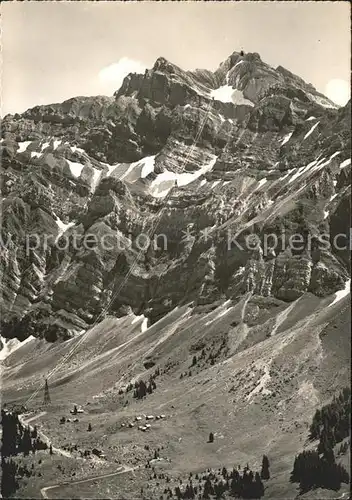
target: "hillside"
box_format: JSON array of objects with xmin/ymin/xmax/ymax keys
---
[{"xmin": 0, "ymin": 50, "xmax": 351, "ymax": 499}]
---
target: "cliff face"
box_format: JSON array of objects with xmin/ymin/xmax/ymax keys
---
[{"xmin": 1, "ymin": 51, "xmax": 350, "ymax": 340}]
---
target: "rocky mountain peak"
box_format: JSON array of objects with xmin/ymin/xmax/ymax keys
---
[{"xmin": 0, "ymin": 49, "xmax": 350, "ymax": 342}]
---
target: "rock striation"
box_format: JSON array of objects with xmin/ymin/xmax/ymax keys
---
[{"xmin": 1, "ymin": 51, "xmax": 350, "ymax": 340}]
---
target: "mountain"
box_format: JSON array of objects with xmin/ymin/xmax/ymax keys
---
[
  {"xmin": 0, "ymin": 50, "xmax": 350, "ymax": 499},
  {"xmin": 1, "ymin": 50, "xmax": 350, "ymax": 340}
]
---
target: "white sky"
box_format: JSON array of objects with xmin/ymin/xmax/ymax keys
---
[{"xmin": 1, "ymin": 1, "xmax": 350, "ymax": 115}]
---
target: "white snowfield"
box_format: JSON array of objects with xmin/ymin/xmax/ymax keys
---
[
  {"xmin": 66, "ymin": 159, "xmax": 85, "ymax": 178},
  {"xmin": 303, "ymin": 121, "xmax": 320, "ymax": 140},
  {"xmin": 233, "ymin": 60, "xmax": 244, "ymax": 69},
  {"xmin": 329, "ymin": 151, "xmax": 341, "ymax": 160},
  {"xmin": 131, "ymin": 315, "xmax": 149, "ymax": 333},
  {"xmin": 71, "ymin": 145, "xmax": 86, "ymax": 154},
  {"xmin": 287, "ymin": 152, "xmax": 339, "ymax": 185},
  {"xmin": 17, "ymin": 141, "xmax": 31, "ymax": 153},
  {"xmin": 0, "ymin": 335, "xmax": 36, "ymax": 362},
  {"xmin": 307, "ymin": 92, "xmax": 338, "ymax": 110},
  {"xmin": 339, "ymin": 158, "xmax": 351, "ymax": 170},
  {"xmin": 54, "ymin": 214, "xmax": 75, "ymax": 240},
  {"xmin": 256, "ymin": 178, "xmax": 267, "ymax": 189},
  {"xmin": 211, "ymin": 180, "xmax": 221, "ymax": 189},
  {"xmin": 210, "ymin": 86, "xmax": 254, "ymax": 107},
  {"xmin": 151, "ymin": 155, "xmax": 218, "ymax": 198},
  {"xmin": 306, "ymin": 116, "xmax": 317, "ymax": 121},
  {"xmin": 328, "ymin": 279, "xmax": 351, "ymax": 308},
  {"xmin": 90, "ymin": 168, "xmax": 102, "ymax": 192},
  {"xmin": 281, "ymin": 132, "xmax": 293, "ymax": 146},
  {"xmin": 137, "ymin": 156, "xmax": 156, "ymax": 178}
]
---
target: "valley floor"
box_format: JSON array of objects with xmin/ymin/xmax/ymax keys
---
[{"xmin": 1, "ymin": 292, "xmax": 350, "ymax": 499}]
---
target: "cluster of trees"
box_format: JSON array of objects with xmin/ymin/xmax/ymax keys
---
[
  {"xmin": 182, "ymin": 344, "xmax": 228, "ymax": 379},
  {"xmin": 125, "ymin": 368, "xmax": 160, "ymax": 399},
  {"xmin": 1, "ymin": 409, "xmax": 48, "ymax": 458},
  {"xmin": 1, "ymin": 409, "xmax": 51, "ymax": 498},
  {"xmin": 1, "ymin": 459, "xmax": 36, "ymax": 497},
  {"xmin": 291, "ymin": 388, "xmax": 350, "ymax": 493},
  {"xmin": 291, "ymin": 450, "xmax": 349, "ymax": 493},
  {"xmin": 309, "ymin": 387, "xmax": 350, "ymax": 446},
  {"xmin": 130, "ymin": 377, "xmax": 157, "ymax": 399},
  {"xmin": 1, "ymin": 458, "xmax": 20, "ymax": 498},
  {"xmin": 168, "ymin": 464, "xmax": 266, "ymax": 499}
]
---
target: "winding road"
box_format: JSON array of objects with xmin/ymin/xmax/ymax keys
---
[
  {"xmin": 40, "ymin": 465, "xmax": 137, "ymax": 499},
  {"xmin": 19, "ymin": 411, "xmax": 138, "ymax": 499},
  {"xmin": 19, "ymin": 412, "xmax": 74, "ymax": 459}
]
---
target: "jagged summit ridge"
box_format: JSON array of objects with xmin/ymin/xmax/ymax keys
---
[{"xmin": 0, "ymin": 48, "xmax": 350, "ymax": 341}]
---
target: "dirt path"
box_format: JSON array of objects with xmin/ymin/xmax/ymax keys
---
[
  {"xmin": 19, "ymin": 412, "xmax": 137, "ymax": 499},
  {"xmin": 40, "ymin": 465, "xmax": 137, "ymax": 499},
  {"xmin": 20, "ymin": 412, "xmax": 77, "ymax": 459}
]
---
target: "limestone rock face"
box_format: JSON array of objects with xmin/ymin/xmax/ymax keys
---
[{"xmin": 1, "ymin": 51, "xmax": 350, "ymax": 340}]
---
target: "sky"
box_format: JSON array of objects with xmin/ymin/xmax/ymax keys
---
[{"xmin": 1, "ymin": 1, "xmax": 350, "ymax": 116}]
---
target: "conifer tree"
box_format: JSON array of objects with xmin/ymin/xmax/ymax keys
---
[{"xmin": 260, "ymin": 455, "xmax": 270, "ymax": 480}]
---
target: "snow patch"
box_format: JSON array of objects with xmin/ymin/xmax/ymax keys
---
[
  {"xmin": 71, "ymin": 145, "xmax": 86, "ymax": 154},
  {"xmin": 339, "ymin": 158, "xmax": 351, "ymax": 170},
  {"xmin": 151, "ymin": 155, "xmax": 217, "ymax": 198},
  {"xmin": 309, "ymin": 94, "xmax": 337, "ymax": 109},
  {"xmin": 247, "ymin": 365, "xmax": 272, "ymax": 400},
  {"xmin": 54, "ymin": 214, "xmax": 75, "ymax": 241},
  {"xmin": 329, "ymin": 151, "xmax": 341, "ymax": 160},
  {"xmin": 323, "ymin": 210, "xmax": 329, "ymax": 220},
  {"xmin": 256, "ymin": 178, "xmax": 267, "ymax": 189},
  {"xmin": 288, "ymin": 167, "xmax": 306, "ymax": 184},
  {"xmin": 131, "ymin": 314, "xmax": 149, "ymax": 333},
  {"xmin": 328, "ymin": 279, "xmax": 351, "ymax": 307},
  {"xmin": 140, "ymin": 156, "xmax": 156, "ymax": 178},
  {"xmin": 0, "ymin": 335, "xmax": 36, "ymax": 362},
  {"xmin": 210, "ymin": 86, "xmax": 254, "ymax": 106},
  {"xmin": 281, "ymin": 132, "xmax": 293, "ymax": 146},
  {"xmin": 306, "ymin": 116, "xmax": 316, "ymax": 121},
  {"xmin": 205, "ymin": 301, "xmax": 233, "ymax": 326},
  {"xmin": 41, "ymin": 142, "xmax": 49, "ymax": 151},
  {"xmin": 119, "ymin": 156, "xmax": 155, "ymax": 182},
  {"xmin": 90, "ymin": 168, "xmax": 102, "ymax": 192},
  {"xmin": 210, "ymin": 85, "xmax": 234, "ymax": 103},
  {"xmin": 232, "ymin": 89, "xmax": 254, "ymax": 107},
  {"xmin": 234, "ymin": 60, "xmax": 244, "ymax": 69},
  {"xmin": 53, "ymin": 139, "xmax": 62, "ymax": 150},
  {"xmin": 17, "ymin": 141, "xmax": 31, "ymax": 153},
  {"xmin": 303, "ymin": 121, "xmax": 320, "ymax": 140},
  {"xmin": 31, "ymin": 152, "xmax": 42, "ymax": 158},
  {"xmin": 67, "ymin": 159, "xmax": 85, "ymax": 178},
  {"xmin": 211, "ymin": 180, "xmax": 221, "ymax": 189}
]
